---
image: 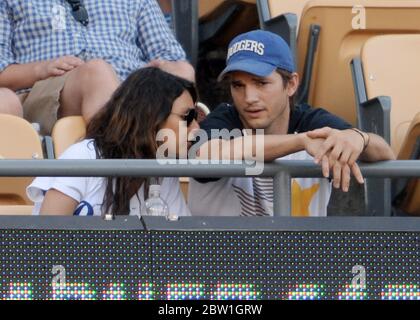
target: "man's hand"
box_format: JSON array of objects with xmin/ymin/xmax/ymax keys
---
[
  {"xmin": 301, "ymin": 133, "xmax": 329, "ymax": 173},
  {"xmin": 301, "ymin": 133, "xmax": 346, "ymax": 189},
  {"xmin": 35, "ymin": 56, "xmax": 84, "ymax": 80},
  {"xmin": 305, "ymin": 128, "xmax": 366, "ymax": 192}
]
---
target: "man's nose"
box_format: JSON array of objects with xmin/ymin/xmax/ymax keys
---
[{"xmin": 244, "ymin": 85, "xmax": 259, "ymax": 105}]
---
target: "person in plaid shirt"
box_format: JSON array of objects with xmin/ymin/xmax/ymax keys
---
[{"xmin": 0, "ymin": 0, "xmax": 194, "ymax": 134}]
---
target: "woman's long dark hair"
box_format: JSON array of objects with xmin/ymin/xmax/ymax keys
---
[{"xmin": 86, "ymin": 67, "xmax": 197, "ymax": 215}]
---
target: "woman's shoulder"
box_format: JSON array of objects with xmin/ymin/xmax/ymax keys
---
[{"xmin": 59, "ymin": 139, "xmax": 98, "ymax": 160}]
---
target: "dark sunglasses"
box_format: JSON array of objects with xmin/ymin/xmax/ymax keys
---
[
  {"xmin": 172, "ymin": 107, "xmax": 198, "ymax": 126},
  {"xmin": 66, "ymin": 0, "xmax": 89, "ymax": 26}
]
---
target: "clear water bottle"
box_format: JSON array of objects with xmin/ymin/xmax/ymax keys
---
[{"xmin": 143, "ymin": 184, "xmax": 169, "ymax": 216}]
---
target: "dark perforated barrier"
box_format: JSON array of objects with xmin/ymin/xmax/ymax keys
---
[{"xmin": 0, "ymin": 216, "xmax": 418, "ymax": 300}]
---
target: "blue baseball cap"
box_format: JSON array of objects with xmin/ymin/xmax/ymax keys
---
[{"xmin": 218, "ymin": 30, "xmax": 295, "ymax": 81}]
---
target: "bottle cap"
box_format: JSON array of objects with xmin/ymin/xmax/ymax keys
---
[
  {"xmin": 149, "ymin": 184, "xmax": 161, "ymax": 194},
  {"xmin": 104, "ymin": 213, "xmax": 114, "ymax": 221},
  {"xmin": 166, "ymin": 213, "xmax": 179, "ymax": 222}
]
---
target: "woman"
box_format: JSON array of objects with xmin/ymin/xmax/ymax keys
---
[{"xmin": 27, "ymin": 67, "xmax": 199, "ymax": 216}]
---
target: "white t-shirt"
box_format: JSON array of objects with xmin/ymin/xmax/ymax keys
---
[
  {"xmin": 27, "ymin": 139, "xmax": 191, "ymax": 217},
  {"xmin": 188, "ymin": 151, "xmax": 331, "ymax": 217}
]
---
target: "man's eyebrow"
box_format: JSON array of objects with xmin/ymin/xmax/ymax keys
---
[{"xmin": 251, "ymin": 76, "xmax": 267, "ymax": 81}]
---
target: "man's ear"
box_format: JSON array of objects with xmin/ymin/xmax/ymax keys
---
[{"xmin": 287, "ymin": 73, "xmax": 299, "ymax": 97}]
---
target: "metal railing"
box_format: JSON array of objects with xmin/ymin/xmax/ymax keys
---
[{"xmin": 1, "ymin": 159, "xmax": 420, "ymax": 216}]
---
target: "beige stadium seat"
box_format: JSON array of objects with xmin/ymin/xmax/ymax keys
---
[
  {"xmin": 0, "ymin": 114, "xmax": 43, "ymax": 205},
  {"xmin": 258, "ymin": 0, "xmax": 310, "ymax": 28},
  {"xmin": 257, "ymin": 0, "xmax": 315, "ymax": 70},
  {"xmin": 51, "ymin": 116, "xmax": 86, "ymax": 158},
  {"xmin": 398, "ymin": 113, "xmax": 420, "ymax": 161},
  {"xmin": 359, "ymin": 34, "xmax": 420, "ymax": 155},
  {"xmin": 352, "ymin": 34, "xmax": 420, "ymax": 216},
  {"xmin": 0, "ymin": 205, "xmax": 34, "ymax": 215},
  {"xmin": 297, "ymin": 0, "xmax": 420, "ymax": 126},
  {"xmin": 268, "ymin": 0, "xmax": 308, "ymax": 25},
  {"xmin": 395, "ymin": 113, "xmax": 420, "ymax": 215},
  {"xmin": 395, "ymin": 115, "xmax": 420, "ymax": 216}
]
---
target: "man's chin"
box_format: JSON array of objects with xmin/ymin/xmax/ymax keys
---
[{"xmin": 244, "ymin": 119, "xmax": 268, "ymax": 130}]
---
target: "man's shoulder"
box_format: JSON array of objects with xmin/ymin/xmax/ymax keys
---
[{"xmin": 290, "ymin": 103, "xmax": 352, "ymax": 132}]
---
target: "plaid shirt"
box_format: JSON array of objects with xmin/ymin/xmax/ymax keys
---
[{"xmin": 0, "ymin": 0, "xmax": 186, "ymax": 84}]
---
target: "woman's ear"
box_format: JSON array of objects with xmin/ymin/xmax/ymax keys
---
[{"xmin": 287, "ymin": 73, "xmax": 300, "ymax": 97}]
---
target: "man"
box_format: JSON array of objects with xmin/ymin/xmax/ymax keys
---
[
  {"xmin": 0, "ymin": 0, "xmax": 194, "ymax": 134},
  {"xmin": 189, "ymin": 30, "xmax": 394, "ymax": 217}
]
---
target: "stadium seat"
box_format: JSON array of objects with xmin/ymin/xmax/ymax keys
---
[
  {"xmin": 297, "ymin": 0, "xmax": 420, "ymax": 126},
  {"xmin": 0, "ymin": 205, "xmax": 34, "ymax": 215},
  {"xmin": 393, "ymin": 113, "xmax": 420, "ymax": 215},
  {"xmin": 258, "ymin": 0, "xmax": 309, "ymax": 27},
  {"xmin": 257, "ymin": 0, "xmax": 310, "ymax": 59},
  {"xmin": 51, "ymin": 116, "xmax": 86, "ymax": 158},
  {"xmin": 351, "ymin": 34, "xmax": 420, "ymax": 216},
  {"xmin": 355, "ymin": 34, "xmax": 420, "ymax": 154},
  {"xmin": 0, "ymin": 114, "xmax": 43, "ymax": 205}
]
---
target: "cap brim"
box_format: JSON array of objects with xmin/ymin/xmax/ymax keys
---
[{"xmin": 217, "ymin": 59, "xmax": 277, "ymax": 82}]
